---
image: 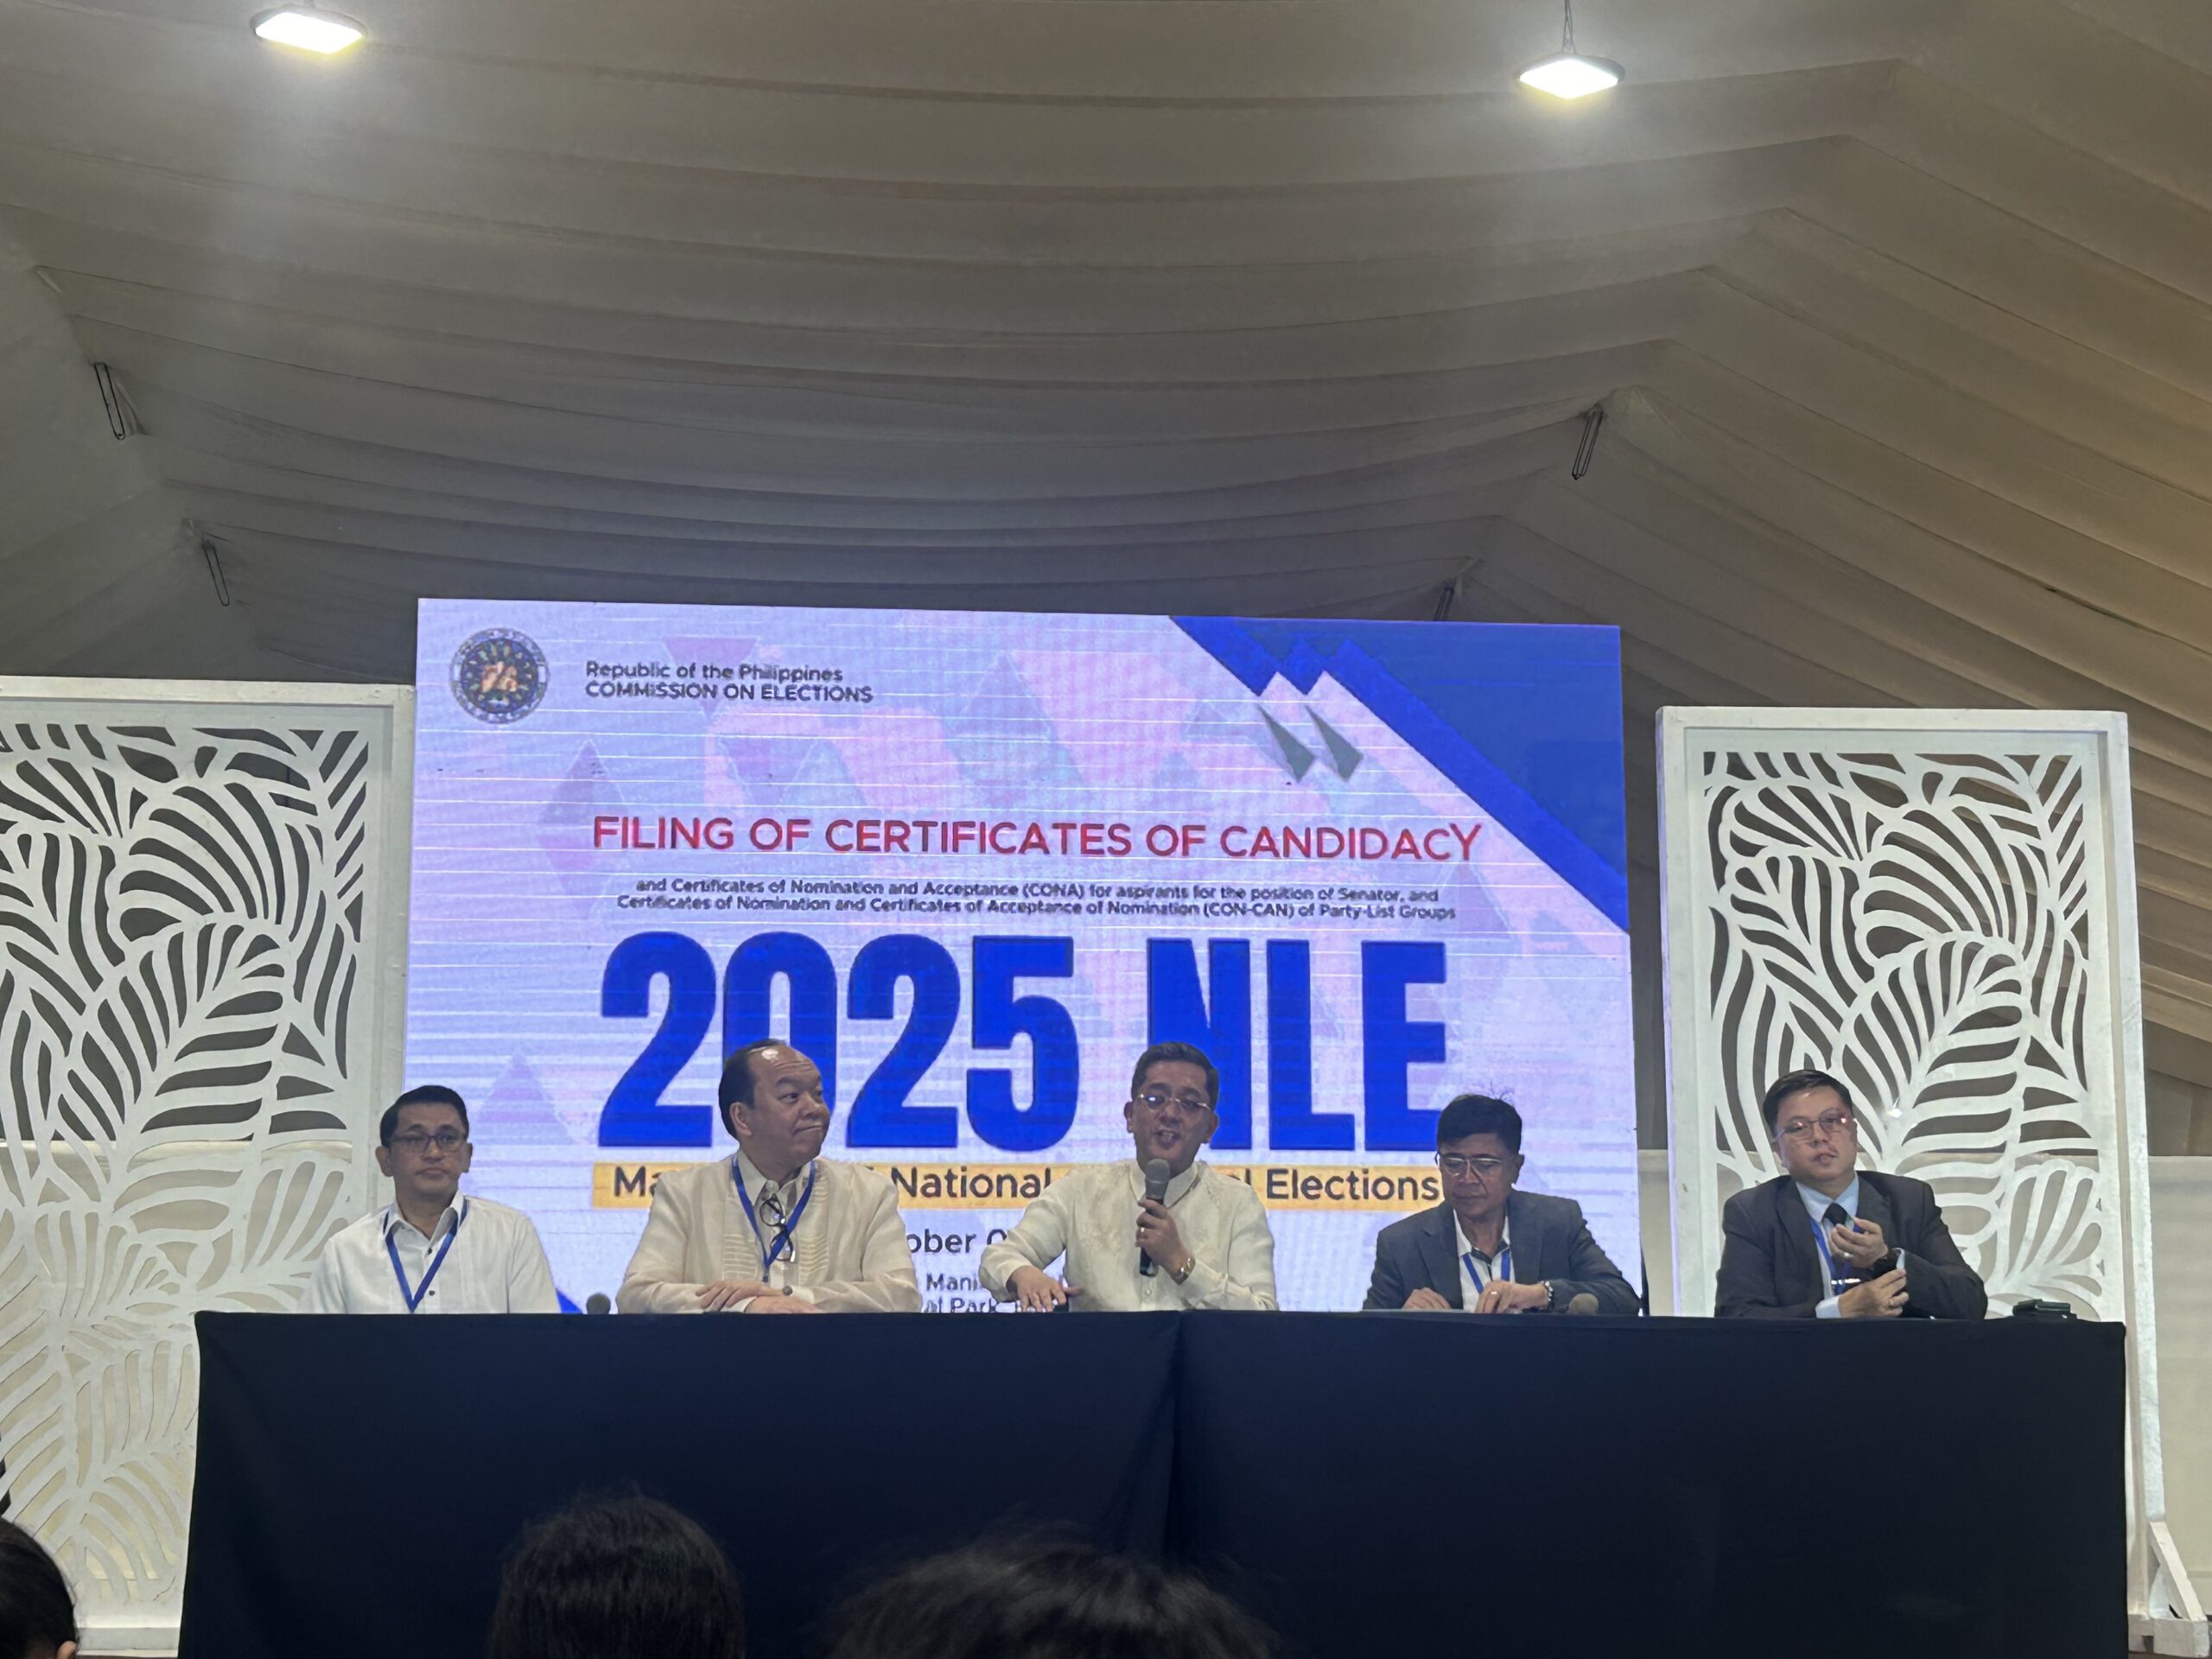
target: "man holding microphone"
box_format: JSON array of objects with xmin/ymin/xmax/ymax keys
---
[{"xmin": 981, "ymin": 1042, "xmax": 1277, "ymax": 1313}]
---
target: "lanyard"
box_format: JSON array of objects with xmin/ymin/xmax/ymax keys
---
[
  {"xmin": 1808, "ymin": 1213, "xmax": 1853, "ymax": 1297},
  {"xmin": 386, "ymin": 1198, "xmax": 467, "ymax": 1313},
  {"xmin": 734, "ymin": 1160, "xmax": 817, "ymax": 1272},
  {"xmin": 1462, "ymin": 1243, "xmax": 1511, "ymax": 1292}
]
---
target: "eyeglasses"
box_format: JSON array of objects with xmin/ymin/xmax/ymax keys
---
[
  {"xmin": 1135, "ymin": 1089, "xmax": 1211, "ymax": 1114},
  {"xmin": 1777, "ymin": 1111, "xmax": 1854, "ymax": 1143},
  {"xmin": 391, "ymin": 1129, "xmax": 465, "ymax": 1154},
  {"xmin": 1437, "ymin": 1154, "xmax": 1509, "ymax": 1179}
]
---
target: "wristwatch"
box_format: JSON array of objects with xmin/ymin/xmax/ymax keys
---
[
  {"xmin": 1169, "ymin": 1254, "xmax": 1196, "ymax": 1285},
  {"xmin": 1540, "ymin": 1281, "xmax": 1555, "ymax": 1310}
]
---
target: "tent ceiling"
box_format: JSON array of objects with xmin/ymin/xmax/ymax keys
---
[{"xmin": 1, "ymin": 0, "xmax": 2209, "ymax": 1116}]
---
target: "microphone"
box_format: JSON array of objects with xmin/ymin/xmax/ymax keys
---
[
  {"xmin": 1137, "ymin": 1158, "xmax": 1172, "ymax": 1277},
  {"xmin": 585, "ymin": 1293, "xmax": 613, "ymax": 1316},
  {"xmin": 1565, "ymin": 1293, "xmax": 1599, "ymax": 1317}
]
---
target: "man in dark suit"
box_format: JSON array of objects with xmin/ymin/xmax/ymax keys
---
[
  {"xmin": 1363, "ymin": 1094, "xmax": 1638, "ymax": 1315},
  {"xmin": 1715, "ymin": 1068, "xmax": 1987, "ymax": 1320}
]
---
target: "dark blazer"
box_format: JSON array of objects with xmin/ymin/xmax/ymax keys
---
[
  {"xmin": 1363, "ymin": 1191, "xmax": 1639, "ymax": 1315},
  {"xmin": 1715, "ymin": 1169, "xmax": 1987, "ymax": 1320}
]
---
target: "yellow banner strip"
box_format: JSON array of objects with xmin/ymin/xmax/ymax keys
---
[{"xmin": 593, "ymin": 1160, "xmax": 1440, "ymax": 1212}]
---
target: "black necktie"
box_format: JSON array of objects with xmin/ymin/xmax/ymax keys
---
[{"xmin": 1821, "ymin": 1203, "xmax": 1853, "ymax": 1292}]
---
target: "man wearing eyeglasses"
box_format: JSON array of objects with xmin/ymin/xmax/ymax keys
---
[
  {"xmin": 1714, "ymin": 1068, "xmax": 1986, "ymax": 1320},
  {"xmin": 980, "ymin": 1041, "xmax": 1277, "ymax": 1312},
  {"xmin": 1363, "ymin": 1093, "xmax": 1637, "ymax": 1314},
  {"xmin": 302, "ymin": 1085, "xmax": 560, "ymax": 1313},
  {"xmin": 618, "ymin": 1040, "xmax": 921, "ymax": 1314}
]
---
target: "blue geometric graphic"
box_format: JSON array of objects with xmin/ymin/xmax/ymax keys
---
[{"xmin": 1173, "ymin": 618, "xmax": 1627, "ymax": 928}]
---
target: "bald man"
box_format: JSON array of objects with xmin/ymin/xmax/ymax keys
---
[{"xmin": 616, "ymin": 1040, "xmax": 920, "ymax": 1313}]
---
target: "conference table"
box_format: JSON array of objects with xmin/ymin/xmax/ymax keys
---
[{"xmin": 178, "ymin": 1311, "xmax": 2121, "ymax": 1659}]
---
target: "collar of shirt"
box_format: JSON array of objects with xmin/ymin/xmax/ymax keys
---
[
  {"xmin": 1452, "ymin": 1211, "xmax": 1510, "ymax": 1262},
  {"xmin": 382, "ymin": 1198, "xmax": 466, "ymax": 1247},
  {"xmin": 1795, "ymin": 1176, "xmax": 1861, "ymax": 1224},
  {"xmin": 1128, "ymin": 1159, "xmax": 1202, "ymax": 1205},
  {"xmin": 734, "ymin": 1147, "xmax": 810, "ymax": 1211}
]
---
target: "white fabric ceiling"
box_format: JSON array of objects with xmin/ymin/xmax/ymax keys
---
[{"xmin": 1, "ymin": 0, "xmax": 2209, "ymax": 1129}]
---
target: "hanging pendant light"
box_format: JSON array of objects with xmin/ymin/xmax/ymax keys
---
[
  {"xmin": 251, "ymin": 6, "xmax": 365, "ymax": 53},
  {"xmin": 1517, "ymin": 0, "xmax": 1624, "ymax": 99}
]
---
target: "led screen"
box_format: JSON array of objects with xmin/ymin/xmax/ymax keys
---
[{"xmin": 408, "ymin": 601, "xmax": 1636, "ymax": 1309}]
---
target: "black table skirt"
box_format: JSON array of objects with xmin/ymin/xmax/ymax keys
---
[{"xmin": 179, "ymin": 1312, "xmax": 2123, "ymax": 1659}]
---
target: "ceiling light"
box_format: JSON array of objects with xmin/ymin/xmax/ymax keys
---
[
  {"xmin": 251, "ymin": 6, "xmax": 365, "ymax": 53},
  {"xmin": 1516, "ymin": 1, "xmax": 1623, "ymax": 99}
]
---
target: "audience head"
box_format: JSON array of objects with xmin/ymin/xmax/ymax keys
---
[
  {"xmin": 0, "ymin": 1520, "xmax": 78, "ymax": 1659},
  {"xmin": 1759, "ymin": 1069, "xmax": 1859, "ymax": 1191},
  {"xmin": 487, "ymin": 1494, "xmax": 742, "ymax": 1659},
  {"xmin": 374, "ymin": 1084, "xmax": 474, "ymax": 1207},
  {"xmin": 817, "ymin": 1536, "xmax": 1272, "ymax": 1659},
  {"xmin": 1124, "ymin": 1042, "xmax": 1221, "ymax": 1176},
  {"xmin": 1434, "ymin": 1094, "xmax": 1523, "ymax": 1218},
  {"xmin": 719, "ymin": 1041, "xmax": 831, "ymax": 1174}
]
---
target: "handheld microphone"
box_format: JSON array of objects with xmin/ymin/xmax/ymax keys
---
[
  {"xmin": 1566, "ymin": 1293, "xmax": 1600, "ymax": 1317},
  {"xmin": 585, "ymin": 1293, "xmax": 613, "ymax": 1316},
  {"xmin": 1137, "ymin": 1158, "xmax": 1172, "ymax": 1277}
]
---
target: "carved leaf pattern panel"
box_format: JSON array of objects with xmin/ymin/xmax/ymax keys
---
[
  {"xmin": 1698, "ymin": 747, "xmax": 2108, "ymax": 1317},
  {"xmin": 0, "ymin": 715, "xmax": 383, "ymax": 1623}
]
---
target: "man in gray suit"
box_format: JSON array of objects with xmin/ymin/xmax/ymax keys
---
[
  {"xmin": 1363, "ymin": 1094, "xmax": 1638, "ymax": 1315},
  {"xmin": 1714, "ymin": 1068, "xmax": 1986, "ymax": 1320}
]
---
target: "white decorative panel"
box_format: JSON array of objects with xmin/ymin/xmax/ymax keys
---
[
  {"xmin": 0, "ymin": 678, "xmax": 410, "ymax": 1648},
  {"xmin": 1658, "ymin": 709, "xmax": 2181, "ymax": 1634},
  {"xmin": 1677, "ymin": 741, "xmax": 2109, "ymax": 1313}
]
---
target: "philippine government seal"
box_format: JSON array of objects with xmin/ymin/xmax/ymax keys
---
[{"xmin": 451, "ymin": 627, "xmax": 549, "ymax": 724}]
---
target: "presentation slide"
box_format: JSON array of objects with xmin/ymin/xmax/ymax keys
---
[{"xmin": 408, "ymin": 601, "xmax": 1635, "ymax": 1310}]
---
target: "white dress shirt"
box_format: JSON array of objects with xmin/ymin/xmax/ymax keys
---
[
  {"xmin": 617, "ymin": 1154, "xmax": 921, "ymax": 1313},
  {"xmin": 302, "ymin": 1195, "xmax": 560, "ymax": 1313},
  {"xmin": 979, "ymin": 1160, "xmax": 1278, "ymax": 1312},
  {"xmin": 1453, "ymin": 1214, "xmax": 1513, "ymax": 1310}
]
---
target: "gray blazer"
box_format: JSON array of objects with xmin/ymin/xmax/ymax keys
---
[
  {"xmin": 1362, "ymin": 1191, "xmax": 1640, "ymax": 1315},
  {"xmin": 1714, "ymin": 1170, "xmax": 1987, "ymax": 1321}
]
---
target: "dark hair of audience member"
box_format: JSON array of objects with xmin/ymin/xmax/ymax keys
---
[
  {"xmin": 486, "ymin": 1494, "xmax": 742, "ymax": 1659},
  {"xmin": 0, "ymin": 1519, "xmax": 78, "ymax": 1659},
  {"xmin": 817, "ymin": 1536, "xmax": 1273, "ymax": 1659}
]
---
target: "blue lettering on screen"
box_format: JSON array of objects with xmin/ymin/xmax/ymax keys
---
[
  {"xmin": 845, "ymin": 935, "xmax": 961, "ymax": 1147},
  {"xmin": 966, "ymin": 936, "xmax": 1079, "ymax": 1152},
  {"xmin": 725, "ymin": 931, "xmax": 841, "ymax": 1107},
  {"xmin": 597, "ymin": 931, "xmax": 715, "ymax": 1147},
  {"xmin": 1145, "ymin": 938, "xmax": 1252, "ymax": 1149},
  {"xmin": 1267, "ymin": 939, "xmax": 1351, "ymax": 1150},
  {"xmin": 594, "ymin": 931, "xmax": 1449, "ymax": 1154},
  {"xmin": 1360, "ymin": 940, "xmax": 1447, "ymax": 1151}
]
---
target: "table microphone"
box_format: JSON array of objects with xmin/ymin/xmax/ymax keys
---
[
  {"xmin": 585, "ymin": 1293, "xmax": 613, "ymax": 1315},
  {"xmin": 1566, "ymin": 1293, "xmax": 1600, "ymax": 1316},
  {"xmin": 1137, "ymin": 1159, "xmax": 1172, "ymax": 1277}
]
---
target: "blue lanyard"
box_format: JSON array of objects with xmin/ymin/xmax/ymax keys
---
[
  {"xmin": 386, "ymin": 1199, "xmax": 467, "ymax": 1313},
  {"xmin": 734, "ymin": 1160, "xmax": 817, "ymax": 1272},
  {"xmin": 1462, "ymin": 1243, "xmax": 1511, "ymax": 1290},
  {"xmin": 1808, "ymin": 1214, "xmax": 1853, "ymax": 1296}
]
